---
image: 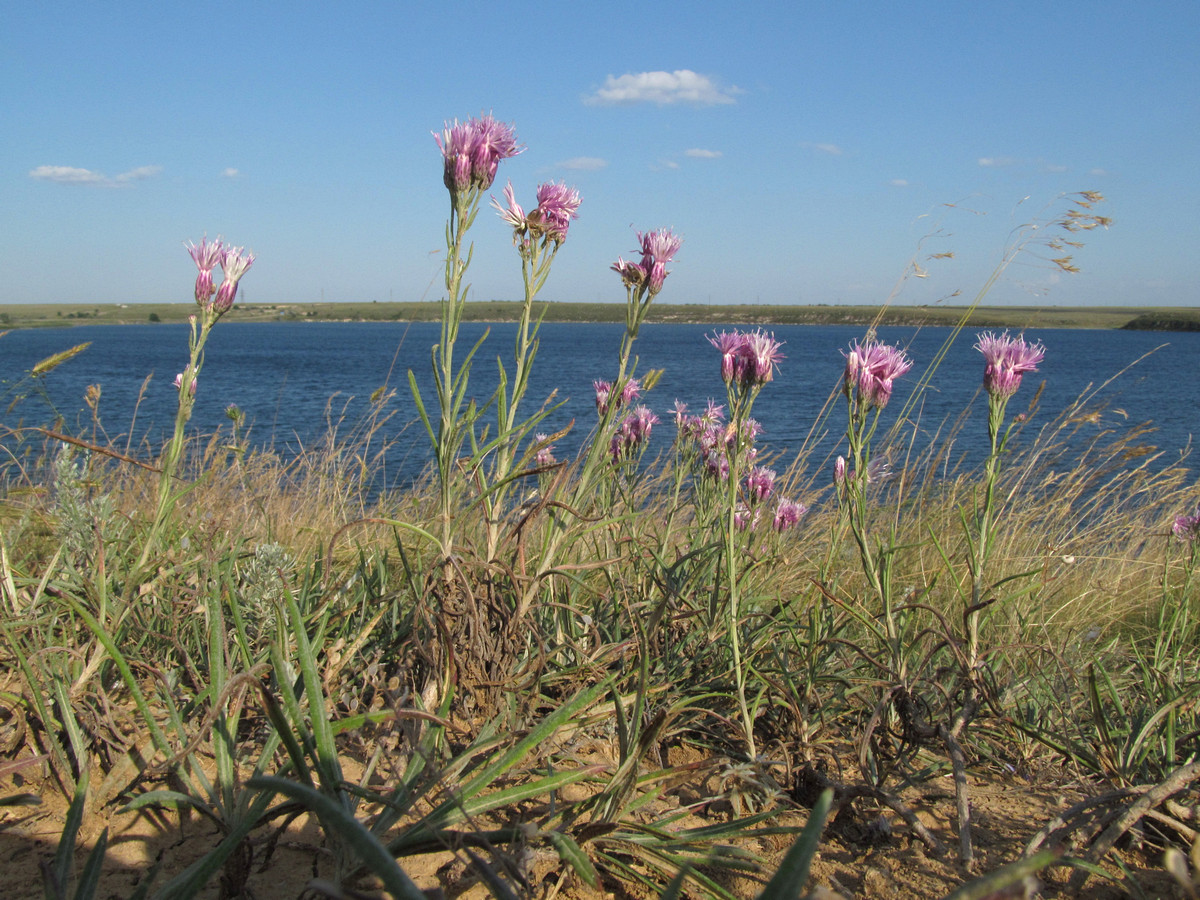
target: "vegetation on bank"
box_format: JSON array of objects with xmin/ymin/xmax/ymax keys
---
[
  {"xmin": 2, "ymin": 118, "xmax": 1198, "ymax": 900},
  {"xmin": 2, "ymin": 300, "xmax": 1198, "ymax": 332}
]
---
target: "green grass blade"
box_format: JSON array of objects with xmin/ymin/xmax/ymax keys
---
[
  {"xmin": 248, "ymin": 775, "xmax": 427, "ymax": 900},
  {"xmin": 755, "ymin": 788, "xmax": 832, "ymax": 900}
]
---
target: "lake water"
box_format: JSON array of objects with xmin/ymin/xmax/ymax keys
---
[{"xmin": 3, "ymin": 320, "xmax": 1197, "ymax": 490}]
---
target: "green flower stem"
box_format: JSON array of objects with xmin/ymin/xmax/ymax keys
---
[
  {"xmin": 722, "ymin": 380, "xmax": 764, "ymax": 759},
  {"xmin": 138, "ymin": 313, "xmax": 213, "ymax": 571},
  {"xmin": 431, "ymin": 189, "xmax": 482, "ymax": 560},
  {"xmin": 483, "ymin": 235, "xmax": 557, "ymax": 562}
]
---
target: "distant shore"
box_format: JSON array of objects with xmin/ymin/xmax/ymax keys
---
[{"xmin": 2, "ymin": 301, "xmax": 1198, "ymax": 332}]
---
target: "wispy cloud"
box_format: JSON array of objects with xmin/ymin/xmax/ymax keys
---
[
  {"xmin": 221, "ymin": 167, "xmax": 241, "ymax": 178},
  {"xmin": 29, "ymin": 164, "xmax": 161, "ymax": 187},
  {"xmin": 979, "ymin": 156, "xmax": 1071, "ymax": 174},
  {"xmin": 1089, "ymin": 167, "xmax": 1111, "ymax": 177},
  {"xmin": 585, "ymin": 69, "xmax": 740, "ymax": 106},
  {"xmin": 685, "ymin": 148, "xmax": 722, "ymax": 159},
  {"xmin": 558, "ymin": 156, "xmax": 608, "ymax": 171},
  {"xmin": 801, "ymin": 142, "xmax": 844, "ymax": 157},
  {"xmin": 890, "ymin": 178, "xmax": 910, "ymax": 187}
]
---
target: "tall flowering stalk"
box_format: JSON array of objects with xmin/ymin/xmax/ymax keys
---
[
  {"xmin": 837, "ymin": 338, "xmax": 913, "ymax": 667},
  {"xmin": 937, "ymin": 330, "xmax": 1043, "ymax": 866},
  {"xmin": 417, "ymin": 115, "xmax": 523, "ymax": 560},
  {"xmin": 967, "ymin": 331, "xmax": 1045, "ymax": 667},
  {"xmin": 708, "ymin": 328, "xmax": 785, "ymax": 758},
  {"xmin": 481, "ymin": 180, "xmax": 580, "ymax": 561},
  {"xmin": 139, "ymin": 237, "xmax": 253, "ymax": 568},
  {"xmin": 516, "ymin": 229, "xmax": 680, "ymax": 620}
]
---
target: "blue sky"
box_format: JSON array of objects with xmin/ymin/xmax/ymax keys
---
[{"xmin": 3, "ymin": 1, "xmax": 1197, "ymax": 308}]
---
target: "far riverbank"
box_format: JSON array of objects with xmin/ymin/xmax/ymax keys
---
[{"xmin": 2, "ymin": 301, "xmax": 1198, "ymax": 332}]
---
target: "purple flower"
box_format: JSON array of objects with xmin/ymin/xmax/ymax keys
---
[
  {"xmin": 533, "ymin": 182, "xmax": 582, "ymax": 242},
  {"xmin": 842, "ymin": 340, "xmax": 912, "ymax": 410},
  {"xmin": 491, "ymin": 181, "xmax": 526, "ymax": 230},
  {"xmin": 638, "ymin": 228, "xmax": 682, "ymax": 294},
  {"xmin": 708, "ymin": 329, "xmax": 784, "ymax": 390},
  {"xmin": 734, "ymin": 502, "xmax": 759, "ymax": 532},
  {"xmin": 620, "ymin": 377, "xmax": 642, "ymax": 407},
  {"xmin": 174, "ymin": 371, "xmax": 197, "ymax": 395},
  {"xmin": 594, "ymin": 380, "xmax": 613, "ymax": 415},
  {"xmin": 610, "ymin": 405, "xmax": 659, "ymax": 461},
  {"xmin": 534, "ymin": 432, "xmax": 557, "ymax": 467},
  {"xmin": 740, "ymin": 330, "xmax": 784, "ymax": 387},
  {"xmin": 594, "ymin": 377, "xmax": 640, "ymax": 417},
  {"xmin": 709, "ymin": 331, "xmax": 744, "ymax": 383},
  {"xmin": 744, "ymin": 466, "xmax": 777, "ymax": 504},
  {"xmin": 772, "ymin": 498, "xmax": 807, "ymax": 532},
  {"xmin": 434, "ymin": 115, "xmax": 522, "ymax": 194},
  {"xmin": 975, "ymin": 331, "xmax": 1045, "ymax": 400},
  {"xmin": 671, "ymin": 399, "xmax": 690, "ymax": 427},
  {"xmin": 834, "ymin": 456, "xmax": 847, "ymax": 488},
  {"xmin": 187, "ymin": 236, "xmax": 224, "ymax": 308},
  {"xmin": 613, "ymin": 228, "xmax": 682, "ymax": 294},
  {"xmin": 212, "ymin": 245, "xmax": 254, "ymax": 315},
  {"xmin": 1173, "ymin": 505, "xmax": 1200, "ymax": 543},
  {"xmin": 611, "ymin": 256, "xmax": 646, "ymax": 290}
]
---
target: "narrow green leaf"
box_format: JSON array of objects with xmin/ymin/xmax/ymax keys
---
[
  {"xmin": 248, "ymin": 775, "xmax": 427, "ymax": 900},
  {"xmin": 546, "ymin": 831, "xmax": 599, "ymax": 888},
  {"xmin": 755, "ymin": 788, "xmax": 832, "ymax": 900}
]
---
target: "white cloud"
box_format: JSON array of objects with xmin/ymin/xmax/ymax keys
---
[
  {"xmin": 890, "ymin": 178, "xmax": 910, "ymax": 187},
  {"xmin": 558, "ymin": 156, "xmax": 608, "ymax": 171},
  {"xmin": 114, "ymin": 165, "xmax": 162, "ymax": 182},
  {"xmin": 685, "ymin": 148, "xmax": 722, "ymax": 159},
  {"xmin": 802, "ymin": 142, "xmax": 844, "ymax": 157},
  {"xmin": 29, "ymin": 165, "xmax": 108, "ymax": 185},
  {"xmin": 1089, "ymin": 167, "xmax": 1111, "ymax": 177},
  {"xmin": 585, "ymin": 69, "xmax": 740, "ymax": 106},
  {"xmin": 978, "ymin": 156, "xmax": 1017, "ymax": 168},
  {"xmin": 221, "ymin": 167, "xmax": 240, "ymax": 178},
  {"xmin": 29, "ymin": 164, "xmax": 161, "ymax": 187}
]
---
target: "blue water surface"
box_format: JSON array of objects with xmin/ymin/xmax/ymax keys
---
[{"xmin": 3, "ymin": 320, "xmax": 1197, "ymax": 490}]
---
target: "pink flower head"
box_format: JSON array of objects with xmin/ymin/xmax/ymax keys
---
[
  {"xmin": 619, "ymin": 377, "xmax": 641, "ymax": 407},
  {"xmin": 593, "ymin": 379, "xmax": 613, "ymax": 416},
  {"xmin": 434, "ymin": 115, "xmax": 522, "ymax": 194},
  {"xmin": 611, "ymin": 256, "xmax": 646, "ymax": 290},
  {"xmin": 610, "ymin": 405, "xmax": 659, "ymax": 461},
  {"xmin": 533, "ymin": 181, "xmax": 582, "ymax": 242},
  {"xmin": 842, "ymin": 340, "xmax": 912, "ymax": 410},
  {"xmin": 740, "ymin": 329, "xmax": 784, "ymax": 387},
  {"xmin": 744, "ymin": 466, "xmax": 777, "ymax": 504},
  {"xmin": 709, "ymin": 330, "xmax": 783, "ymax": 390},
  {"xmin": 708, "ymin": 331, "xmax": 744, "ymax": 383},
  {"xmin": 187, "ymin": 236, "xmax": 224, "ymax": 308},
  {"xmin": 734, "ymin": 502, "xmax": 760, "ymax": 532},
  {"xmin": 534, "ymin": 432, "xmax": 557, "ymax": 467},
  {"xmin": 772, "ymin": 498, "xmax": 807, "ymax": 532},
  {"xmin": 834, "ymin": 456, "xmax": 847, "ymax": 488},
  {"xmin": 173, "ymin": 371, "xmax": 197, "ymax": 396},
  {"xmin": 975, "ymin": 331, "xmax": 1045, "ymax": 400},
  {"xmin": 1173, "ymin": 505, "xmax": 1200, "ymax": 543},
  {"xmin": 671, "ymin": 399, "xmax": 689, "ymax": 427},
  {"xmin": 212, "ymin": 245, "xmax": 254, "ymax": 315},
  {"xmin": 637, "ymin": 228, "xmax": 682, "ymax": 294},
  {"xmin": 491, "ymin": 181, "xmax": 526, "ymax": 230},
  {"xmin": 594, "ymin": 376, "xmax": 640, "ymax": 417}
]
